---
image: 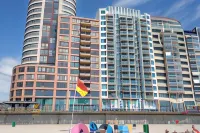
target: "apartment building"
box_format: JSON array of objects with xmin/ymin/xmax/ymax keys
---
[
  {"xmin": 185, "ymin": 27, "xmax": 200, "ymax": 105},
  {"xmin": 10, "ymin": 0, "xmax": 101, "ymax": 111},
  {"xmin": 151, "ymin": 17, "xmax": 195, "ymax": 111},
  {"xmin": 97, "ymin": 6, "xmax": 157, "ymax": 111}
]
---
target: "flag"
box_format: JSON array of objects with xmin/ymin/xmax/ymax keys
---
[{"xmin": 76, "ymin": 79, "xmax": 89, "ymax": 97}]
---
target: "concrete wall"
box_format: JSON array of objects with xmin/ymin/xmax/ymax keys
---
[{"xmin": 0, "ymin": 113, "xmax": 200, "ymax": 124}]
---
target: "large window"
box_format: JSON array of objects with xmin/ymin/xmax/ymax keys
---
[
  {"xmin": 27, "ymin": 66, "xmax": 35, "ymax": 72},
  {"xmin": 58, "ymin": 68, "xmax": 68, "ymax": 74},
  {"xmin": 24, "ymin": 90, "xmax": 33, "ymax": 96},
  {"xmin": 36, "ymin": 90, "xmax": 53, "ymax": 96},
  {"xmin": 56, "ymin": 90, "xmax": 67, "ymax": 96},
  {"xmin": 57, "ymin": 82, "xmax": 67, "ymax": 88},
  {"xmin": 26, "ymin": 82, "xmax": 34, "ymax": 87},
  {"xmin": 36, "ymin": 82, "xmax": 54, "ymax": 88},
  {"xmin": 16, "ymin": 90, "xmax": 22, "ymax": 96}
]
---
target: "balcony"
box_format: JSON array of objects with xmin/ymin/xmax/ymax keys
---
[
  {"xmin": 80, "ymin": 65, "xmax": 91, "ymax": 70},
  {"xmin": 107, "ymin": 29, "xmax": 114, "ymax": 33},
  {"xmin": 80, "ymin": 21, "xmax": 91, "ymax": 26},
  {"xmin": 108, "ymin": 60, "xmax": 114, "ymax": 64},
  {"xmin": 143, "ymin": 56, "xmax": 150, "ymax": 60},
  {"xmin": 123, "ymin": 95, "xmax": 130, "ymax": 98},
  {"xmin": 80, "ymin": 52, "xmax": 91, "ymax": 57},
  {"xmin": 108, "ymin": 93, "xmax": 116, "ymax": 98},
  {"xmin": 121, "ymin": 61, "xmax": 129, "ymax": 65},
  {"xmin": 80, "ymin": 45, "xmax": 90, "ymax": 51},
  {"xmin": 122, "ymin": 74, "xmax": 129, "ymax": 77},
  {"xmin": 80, "ymin": 39, "xmax": 91, "ymax": 45},
  {"xmin": 80, "ymin": 72, "xmax": 91, "ymax": 77},
  {"xmin": 144, "ymin": 75, "xmax": 151, "ymax": 79},
  {"xmin": 81, "ymin": 32, "xmax": 91, "ymax": 38},
  {"xmin": 121, "ymin": 49, "xmax": 128, "ymax": 53},
  {"xmin": 146, "ymin": 95, "xmax": 154, "ymax": 99},
  {"xmin": 143, "ymin": 62, "xmax": 151, "ymax": 66},
  {"xmin": 107, "ymin": 34, "xmax": 113, "ymax": 38},
  {"xmin": 81, "ymin": 27, "xmax": 91, "ymax": 32},
  {"xmin": 141, "ymin": 27, "xmax": 147, "ymax": 31},
  {"xmin": 120, "ymin": 26, "xmax": 127, "ymax": 29},
  {"xmin": 80, "ymin": 58, "xmax": 90, "ymax": 64},
  {"xmin": 107, "ymin": 47, "xmax": 114, "ymax": 50},
  {"xmin": 144, "ymin": 69, "xmax": 151, "ymax": 73}
]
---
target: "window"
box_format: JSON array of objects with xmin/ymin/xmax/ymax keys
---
[
  {"xmin": 71, "ymin": 49, "xmax": 79, "ymax": 54},
  {"xmin": 102, "ymin": 91, "xmax": 107, "ymax": 96},
  {"xmin": 24, "ymin": 90, "xmax": 33, "ymax": 96},
  {"xmin": 18, "ymin": 74, "xmax": 24, "ymax": 80},
  {"xmin": 101, "ymin": 64, "xmax": 106, "ymax": 68},
  {"xmin": 101, "ymin": 21, "xmax": 106, "ymax": 25},
  {"xmin": 101, "ymin": 70, "xmax": 107, "ymax": 75},
  {"xmin": 60, "ymin": 23, "xmax": 69, "ymax": 28},
  {"xmin": 27, "ymin": 66, "xmax": 35, "ymax": 72},
  {"xmin": 36, "ymin": 82, "xmax": 54, "ymax": 88},
  {"xmin": 56, "ymin": 90, "xmax": 67, "ymax": 96},
  {"xmin": 60, "ymin": 29, "xmax": 69, "ymax": 34},
  {"xmin": 70, "ymin": 69, "xmax": 79, "ymax": 74},
  {"xmin": 90, "ymin": 91, "xmax": 99, "ymax": 97},
  {"xmin": 57, "ymin": 75, "xmax": 67, "ymax": 81},
  {"xmin": 101, "ymin": 77, "xmax": 107, "ymax": 82},
  {"xmin": 40, "ymin": 56, "xmax": 47, "ymax": 63},
  {"xmin": 16, "ymin": 90, "xmax": 22, "ymax": 96},
  {"xmin": 59, "ymin": 41, "xmax": 68, "ymax": 47},
  {"xmin": 19, "ymin": 67, "xmax": 25, "ymax": 72},
  {"xmin": 58, "ymin": 61, "xmax": 68, "ymax": 67},
  {"xmin": 101, "ymin": 27, "xmax": 106, "ymax": 31},
  {"xmin": 59, "ymin": 48, "xmax": 68, "ymax": 53},
  {"xmin": 101, "ymin": 45, "xmax": 106, "ymax": 49},
  {"xmin": 17, "ymin": 82, "xmax": 23, "ymax": 87},
  {"xmin": 58, "ymin": 68, "xmax": 68, "ymax": 74},
  {"xmin": 57, "ymin": 82, "xmax": 67, "ymax": 88},
  {"xmin": 101, "ymin": 16, "xmax": 106, "ymax": 20},
  {"xmin": 58, "ymin": 55, "xmax": 68, "ymax": 60},
  {"xmin": 101, "ymin": 10, "xmax": 105, "ymax": 14},
  {"xmin": 102, "ymin": 84, "xmax": 107, "ymax": 90},
  {"xmin": 101, "ymin": 39, "xmax": 106, "ymax": 43},
  {"xmin": 71, "ymin": 56, "xmax": 79, "ymax": 61},
  {"xmin": 36, "ymin": 90, "xmax": 53, "ymax": 96},
  {"xmin": 61, "ymin": 17, "xmax": 69, "ymax": 22},
  {"xmin": 70, "ymin": 62, "xmax": 79, "ymax": 67},
  {"xmin": 26, "ymin": 82, "xmax": 34, "ymax": 87}
]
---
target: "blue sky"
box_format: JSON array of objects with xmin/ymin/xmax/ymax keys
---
[{"xmin": 0, "ymin": 0, "xmax": 200, "ymax": 101}]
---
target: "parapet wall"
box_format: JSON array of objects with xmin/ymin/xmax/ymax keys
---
[{"xmin": 0, "ymin": 112, "xmax": 200, "ymax": 124}]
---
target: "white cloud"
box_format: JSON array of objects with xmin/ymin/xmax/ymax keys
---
[
  {"xmin": 164, "ymin": 0, "xmax": 195, "ymax": 17},
  {"xmin": 113, "ymin": 0, "xmax": 151, "ymax": 7},
  {"xmin": 0, "ymin": 57, "xmax": 20, "ymax": 101}
]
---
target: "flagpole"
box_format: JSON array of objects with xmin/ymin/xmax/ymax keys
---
[{"xmin": 70, "ymin": 87, "xmax": 77, "ymax": 132}]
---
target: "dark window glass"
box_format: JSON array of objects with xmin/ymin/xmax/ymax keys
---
[
  {"xmin": 90, "ymin": 91, "xmax": 99, "ymax": 97},
  {"xmin": 57, "ymin": 82, "xmax": 67, "ymax": 88},
  {"xmin": 36, "ymin": 90, "xmax": 53, "ymax": 96},
  {"xmin": 60, "ymin": 29, "xmax": 69, "ymax": 34},
  {"xmin": 19, "ymin": 67, "xmax": 25, "ymax": 72},
  {"xmin": 71, "ymin": 49, "xmax": 79, "ymax": 54},
  {"xmin": 56, "ymin": 90, "xmax": 67, "ymax": 96},
  {"xmin": 24, "ymin": 90, "xmax": 33, "ymax": 95},
  {"xmin": 26, "ymin": 82, "xmax": 34, "ymax": 87},
  {"xmin": 27, "ymin": 66, "xmax": 35, "ymax": 72},
  {"xmin": 16, "ymin": 90, "xmax": 22, "ymax": 96},
  {"xmin": 17, "ymin": 82, "xmax": 23, "ymax": 87},
  {"xmin": 58, "ymin": 68, "xmax": 68, "ymax": 74},
  {"xmin": 36, "ymin": 82, "xmax": 54, "ymax": 88}
]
